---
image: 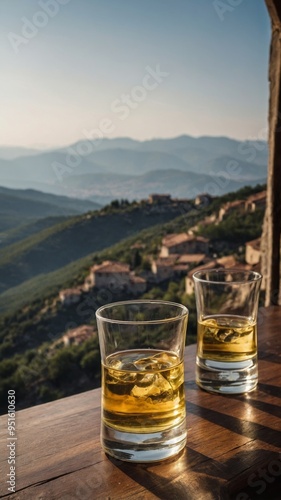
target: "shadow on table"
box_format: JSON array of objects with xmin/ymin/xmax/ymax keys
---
[
  {"xmin": 107, "ymin": 447, "xmax": 226, "ymax": 500},
  {"xmin": 108, "ymin": 446, "xmax": 281, "ymax": 500},
  {"xmin": 234, "ymin": 395, "xmax": 281, "ymax": 419},
  {"xmin": 224, "ymin": 448, "xmax": 281, "ymax": 500},
  {"xmin": 259, "ymin": 352, "xmax": 281, "ymax": 365},
  {"xmin": 187, "ymin": 401, "xmax": 281, "ymax": 448},
  {"xmin": 258, "ymin": 382, "xmax": 281, "ymax": 398},
  {"xmin": 106, "ymin": 382, "xmax": 281, "ymax": 499}
]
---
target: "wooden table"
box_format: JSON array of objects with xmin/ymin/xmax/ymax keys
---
[{"xmin": 0, "ymin": 306, "xmax": 281, "ymax": 499}]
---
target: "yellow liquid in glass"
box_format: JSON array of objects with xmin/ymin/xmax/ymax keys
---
[
  {"xmin": 102, "ymin": 349, "xmax": 185, "ymax": 433},
  {"xmin": 197, "ymin": 315, "xmax": 257, "ymax": 363}
]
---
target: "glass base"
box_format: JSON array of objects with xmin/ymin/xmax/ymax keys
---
[
  {"xmin": 101, "ymin": 419, "xmax": 187, "ymax": 463},
  {"xmin": 196, "ymin": 355, "xmax": 258, "ymax": 394}
]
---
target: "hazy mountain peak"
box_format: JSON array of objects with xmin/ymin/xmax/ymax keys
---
[{"xmin": 0, "ymin": 135, "xmax": 267, "ymax": 204}]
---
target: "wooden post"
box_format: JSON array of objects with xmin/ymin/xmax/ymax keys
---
[{"xmin": 262, "ymin": 0, "xmax": 281, "ymax": 305}]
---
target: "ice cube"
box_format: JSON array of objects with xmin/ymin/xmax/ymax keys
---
[
  {"xmin": 225, "ymin": 332, "xmax": 239, "ymax": 342},
  {"xmin": 214, "ymin": 328, "xmax": 239, "ymax": 343},
  {"xmin": 150, "ymin": 351, "xmax": 174, "ymax": 369},
  {"xmin": 108, "ymin": 358, "xmax": 122, "ymax": 370},
  {"xmin": 205, "ymin": 326, "xmax": 219, "ymax": 342},
  {"xmin": 151, "ymin": 352, "xmax": 170, "ymax": 363},
  {"xmin": 133, "ymin": 356, "xmax": 158, "ymax": 371},
  {"xmin": 122, "ymin": 362, "xmax": 137, "ymax": 371},
  {"xmin": 118, "ymin": 371, "xmax": 137, "ymax": 384},
  {"xmin": 137, "ymin": 373, "xmax": 156, "ymax": 387},
  {"xmin": 131, "ymin": 372, "xmax": 173, "ymax": 400}
]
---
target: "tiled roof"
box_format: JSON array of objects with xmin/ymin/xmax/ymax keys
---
[
  {"xmin": 188, "ymin": 257, "xmax": 255, "ymax": 278},
  {"xmin": 246, "ymin": 191, "xmax": 266, "ymax": 202},
  {"xmin": 223, "ymin": 200, "xmax": 245, "ymax": 209},
  {"xmin": 188, "ymin": 260, "xmax": 218, "ymax": 277},
  {"xmin": 91, "ymin": 260, "xmax": 130, "ymax": 273},
  {"xmin": 130, "ymin": 275, "xmax": 146, "ymax": 284},
  {"xmin": 177, "ymin": 254, "xmax": 206, "ymax": 264},
  {"xmin": 231, "ymin": 262, "xmax": 252, "ymax": 270},
  {"xmin": 64, "ymin": 325, "xmax": 96, "ymax": 341},
  {"xmin": 245, "ymin": 237, "xmax": 261, "ymax": 250},
  {"xmin": 67, "ymin": 325, "xmax": 95, "ymax": 337},
  {"xmin": 59, "ymin": 288, "xmax": 82, "ymax": 297},
  {"xmin": 162, "ymin": 233, "xmax": 185, "ymax": 244},
  {"xmin": 162, "ymin": 233, "xmax": 209, "ymax": 247},
  {"xmin": 216, "ymin": 255, "xmax": 237, "ymax": 267}
]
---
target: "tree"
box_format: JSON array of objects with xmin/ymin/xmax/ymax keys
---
[{"xmin": 80, "ymin": 350, "xmax": 100, "ymax": 378}]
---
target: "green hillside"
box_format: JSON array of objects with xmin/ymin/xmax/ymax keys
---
[
  {"xmin": 0, "ymin": 186, "xmax": 101, "ymax": 234},
  {"xmin": 0, "ymin": 216, "xmax": 67, "ymax": 249},
  {"xmin": 0, "ymin": 200, "xmax": 195, "ymax": 294},
  {"xmin": 0, "ymin": 206, "xmax": 205, "ymax": 314}
]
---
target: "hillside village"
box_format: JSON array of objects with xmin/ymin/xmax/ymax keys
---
[
  {"xmin": 60, "ymin": 190, "xmax": 265, "ymax": 298},
  {"xmin": 58, "ymin": 190, "xmax": 265, "ymax": 344}
]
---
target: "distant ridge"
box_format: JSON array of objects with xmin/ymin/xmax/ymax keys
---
[
  {"xmin": 0, "ymin": 186, "xmax": 101, "ymax": 233},
  {"xmin": 0, "ymin": 135, "xmax": 267, "ymax": 202}
]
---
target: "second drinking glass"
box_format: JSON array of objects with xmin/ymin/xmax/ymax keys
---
[{"xmin": 193, "ymin": 269, "xmax": 262, "ymax": 394}]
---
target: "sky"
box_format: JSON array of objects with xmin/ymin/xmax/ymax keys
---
[{"xmin": 0, "ymin": 0, "xmax": 271, "ymax": 149}]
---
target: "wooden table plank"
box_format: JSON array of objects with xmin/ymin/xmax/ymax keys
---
[{"xmin": 0, "ymin": 306, "xmax": 281, "ymax": 499}]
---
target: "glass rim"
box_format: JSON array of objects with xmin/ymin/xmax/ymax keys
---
[
  {"xmin": 192, "ymin": 268, "xmax": 262, "ymax": 285},
  {"xmin": 96, "ymin": 299, "xmax": 189, "ymax": 325}
]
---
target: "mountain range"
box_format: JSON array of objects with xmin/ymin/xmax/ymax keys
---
[{"xmin": 0, "ymin": 135, "xmax": 267, "ymax": 203}]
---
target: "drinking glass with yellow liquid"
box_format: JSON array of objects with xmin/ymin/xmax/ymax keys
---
[
  {"xmin": 96, "ymin": 300, "xmax": 188, "ymax": 462},
  {"xmin": 193, "ymin": 269, "xmax": 262, "ymax": 394}
]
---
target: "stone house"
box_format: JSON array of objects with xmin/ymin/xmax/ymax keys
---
[
  {"xmin": 216, "ymin": 255, "xmax": 237, "ymax": 268},
  {"xmin": 245, "ymin": 191, "xmax": 267, "ymax": 212},
  {"xmin": 151, "ymin": 257, "xmax": 176, "ymax": 282},
  {"xmin": 148, "ymin": 194, "xmax": 172, "ymax": 204},
  {"xmin": 194, "ymin": 193, "xmax": 213, "ymax": 207},
  {"xmin": 218, "ymin": 200, "xmax": 245, "ymax": 222},
  {"xmin": 128, "ymin": 274, "xmax": 147, "ymax": 294},
  {"xmin": 185, "ymin": 260, "xmax": 218, "ymax": 295},
  {"xmin": 152, "ymin": 253, "xmax": 207, "ymax": 282},
  {"xmin": 245, "ymin": 238, "xmax": 261, "ymax": 265},
  {"xmin": 173, "ymin": 254, "xmax": 207, "ymax": 276},
  {"xmin": 85, "ymin": 260, "xmax": 146, "ymax": 294},
  {"xmin": 184, "ymin": 256, "xmax": 253, "ymax": 295},
  {"xmin": 63, "ymin": 325, "xmax": 96, "ymax": 347},
  {"xmin": 176, "ymin": 254, "xmax": 206, "ymax": 266},
  {"xmin": 160, "ymin": 233, "xmax": 209, "ymax": 257},
  {"xmin": 59, "ymin": 288, "xmax": 82, "ymax": 306},
  {"xmin": 87, "ymin": 261, "xmax": 131, "ymax": 290}
]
